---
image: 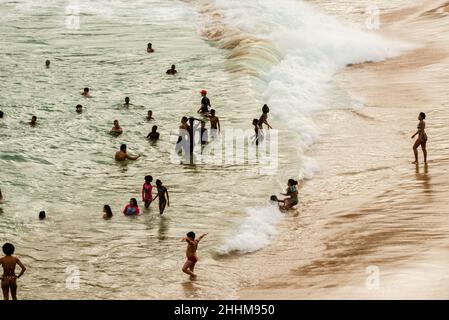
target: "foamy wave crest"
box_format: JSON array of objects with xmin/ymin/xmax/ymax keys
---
[
  {"xmin": 218, "ymin": 205, "xmax": 283, "ymax": 254},
  {"xmin": 197, "ymin": 0, "xmax": 416, "ymax": 144}
]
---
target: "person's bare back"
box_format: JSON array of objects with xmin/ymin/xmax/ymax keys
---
[{"xmin": 1, "ymin": 243, "xmax": 26, "ymax": 300}]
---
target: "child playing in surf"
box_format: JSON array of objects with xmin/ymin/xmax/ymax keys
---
[
  {"xmin": 273, "ymin": 179, "xmax": 299, "ymax": 210},
  {"xmin": 258, "ymin": 104, "xmax": 272, "ymax": 129},
  {"xmin": 1, "ymin": 243, "xmax": 26, "ymax": 300},
  {"xmin": 181, "ymin": 232, "xmax": 208, "ymax": 278},
  {"xmin": 141, "ymin": 175, "xmax": 153, "ymax": 209},
  {"xmin": 123, "ymin": 198, "xmax": 140, "ymax": 216},
  {"xmin": 153, "ymin": 179, "xmax": 169, "ymax": 215}
]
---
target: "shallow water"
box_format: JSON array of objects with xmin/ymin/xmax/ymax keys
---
[{"xmin": 0, "ymin": 0, "xmax": 425, "ymax": 299}]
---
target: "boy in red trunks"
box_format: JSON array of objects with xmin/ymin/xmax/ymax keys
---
[{"xmin": 181, "ymin": 232, "xmax": 208, "ymax": 278}]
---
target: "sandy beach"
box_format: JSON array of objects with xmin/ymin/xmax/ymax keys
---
[{"xmin": 238, "ymin": 0, "xmax": 449, "ymax": 299}]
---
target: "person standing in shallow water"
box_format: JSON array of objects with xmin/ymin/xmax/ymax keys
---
[
  {"xmin": 0, "ymin": 243, "xmax": 26, "ymax": 300},
  {"xmin": 181, "ymin": 231, "xmax": 208, "ymax": 278},
  {"xmin": 141, "ymin": 175, "xmax": 154, "ymax": 209},
  {"xmin": 147, "ymin": 43, "xmax": 154, "ymax": 53},
  {"xmin": 153, "ymin": 179, "xmax": 169, "ymax": 215},
  {"xmin": 412, "ymin": 112, "xmax": 428, "ymax": 164},
  {"xmin": 115, "ymin": 144, "xmax": 140, "ymax": 161}
]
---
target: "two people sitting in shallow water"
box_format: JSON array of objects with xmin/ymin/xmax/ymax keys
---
[{"xmin": 271, "ymin": 179, "xmax": 299, "ymax": 211}]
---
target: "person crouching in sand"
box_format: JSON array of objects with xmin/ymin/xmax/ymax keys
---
[
  {"xmin": 181, "ymin": 232, "xmax": 208, "ymax": 278},
  {"xmin": 1, "ymin": 243, "xmax": 26, "ymax": 300}
]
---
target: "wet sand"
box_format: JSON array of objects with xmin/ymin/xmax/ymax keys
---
[{"xmin": 238, "ymin": 0, "xmax": 449, "ymax": 299}]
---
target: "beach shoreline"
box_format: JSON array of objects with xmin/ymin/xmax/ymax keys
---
[{"xmin": 238, "ymin": 0, "xmax": 449, "ymax": 299}]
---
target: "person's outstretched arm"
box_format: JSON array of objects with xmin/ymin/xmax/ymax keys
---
[
  {"xmin": 197, "ymin": 233, "xmax": 208, "ymax": 243},
  {"xmin": 127, "ymin": 154, "xmax": 140, "ymax": 160}
]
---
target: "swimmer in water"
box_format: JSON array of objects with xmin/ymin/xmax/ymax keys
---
[
  {"xmin": 103, "ymin": 205, "xmax": 113, "ymax": 219},
  {"xmin": 45, "ymin": 60, "xmax": 50, "ymax": 68},
  {"xmin": 76, "ymin": 104, "xmax": 83, "ymax": 114},
  {"xmin": 29, "ymin": 116, "xmax": 37, "ymax": 127},
  {"xmin": 166, "ymin": 64, "xmax": 177, "ymax": 75},
  {"xmin": 0, "ymin": 243, "xmax": 26, "ymax": 300},
  {"xmin": 147, "ymin": 125, "xmax": 160, "ymax": 141},
  {"xmin": 258, "ymin": 104, "xmax": 272, "ymax": 130},
  {"xmin": 181, "ymin": 231, "xmax": 208, "ymax": 278},
  {"xmin": 110, "ymin": 120, "xmax": 123, "ymax": 135},
  {"xmin": 123, "ymin": 97, "xmax": 132, "ymax": 108},
  {"xmin": 81, "ymin": 87, "xmax": 91, "ymax": 97},
  {"xmin": 197, "ymin": 90, "xmax": 211, "ymax": 115},
  {"xmin": 0, "ymin": 189, "xmax": 3, "ymax": 202},
  {"xmin": 147, "ymin": 43, "xmax": 154, "ymax": 53},
  {"xmin": 0, "ymin": 111, "xmax": 3, "ymax": 119},
  {"xmin": 115, "ymin": 144, "xmax": 140, "ymax": 161},
  {"xmin": 146, "ymin": 110, "xmax": 154, "ymax": 121},
  {"xmin": 277, "ymin": 179, "xmax": 299, "ymax": 210},
  {"xmin": 412, "ymin": 112, "xmax": 428, "ymax": 164},
  {"xmin": 123, "ymin": 198, "xmax": 140, "ymax": 216},
  {"xmin": 39, "ymin": 211, "xmax": 46, "ymax": 220},
  {"xmin": 141, "ymin": 175, "xmax": 153, "ymax": 209},
  {"xmin": 153, "ymin": 179, "xmax": 169, "ymax": 215}
]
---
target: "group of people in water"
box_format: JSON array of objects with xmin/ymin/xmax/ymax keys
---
[{"xmin": 0, "ymin": 39, "xmax": 431, "ymax": 298}]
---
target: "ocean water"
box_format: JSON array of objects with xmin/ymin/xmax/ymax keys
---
[{"xmin": 0, "ymin": 0, "xmax": 413, "ymax": 299}]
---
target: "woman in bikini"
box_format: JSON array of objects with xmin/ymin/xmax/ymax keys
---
[
  {"xmin": 1, "ymin": 243, "xmax": 26, "ymax": 300},
  {"xmin": 153, "ymin": 179, "xmax": 170, "ymax": 215},
  {"xmin": 412, "ymin": 112, "xmax": 428, "ymax": 164}
]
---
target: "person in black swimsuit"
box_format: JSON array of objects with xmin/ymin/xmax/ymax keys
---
[
  {"xmin": 197, "ymin": 90, "xmax": 211, "ymax": 115},
  {"xmin": 153, "ymin": 179, "xmax": 169, "ymax": 215}
]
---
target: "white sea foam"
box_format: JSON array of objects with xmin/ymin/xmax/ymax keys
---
[
  {"xmin": 213, "ymin": 0, "xmax": 415, "ymax": 253},
  {"xmin": 218, "ymin": 204, "xmax": 283, "ymax": 254}
]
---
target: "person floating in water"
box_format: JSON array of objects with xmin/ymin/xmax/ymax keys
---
[
  {"xmin": 146, "ymin": 110, "xmax": 154, "ymax": 121},
  {"xmin": 76, "ymin": 104, "xmax": 83, "ymax": 114},
  {"xmin": 103, "ymin": 205, "xmax": 113, "ymax": 219},
  {"xmin": 206, "ymin": 109, "xmax": 220, "ymax": 139},
  {"xmin": 115, "ymin": 144, "xmax": 140, "ymax": 161},
  {"xmin": 0, "ymin": 243, "xmax": 26, "ymax": 300},
  {"xmin": 123, "ymin": 97, "xmax": 132, "ymax": 108},
  {"xmin": 181, "ymin": 231, "xmax": 208, "ymax": 278},
  {"xmin": 81, "ymin": 87, "xmax": 91, "ymax": 97},
  {"xmin": 153, "ymin": 179, "xmax": 169, "ymax": 215},
  {"xmin": 29, "ymin": 116, "xmax": 37, "ymax": 127},
  {"xmin": 275, "ymin": 179, "xmax": 299, "ymax": 210},
  {"xmin": 110, "ymin": 120, "xmax": 123, "ymax": 136},
  {"xmin": 141, "ymin": 175, "xmax": 153, "ymax": 209},
  {"xmin": 258, "ymin": 104, "xmax": 272, "ymax": 129},
  {"xmin": 147, "ymin": 43, "xmax": 154, "ymax": 53},
  {"xmin": 166, "ymin": 64, "xmax": 177, "ymax": 75},
  {"xmin": 197, "ymin": 90, "xmax": 211, "ymax": 115},
  {"xmin": 39, "ymin": 211, "xmax": 46, "ymax": 220},
  {"xmin": 147, "ymin": 125, "xmax": 160, "ymax": 141},
  {"xmin": 45, "ymin": 60, "xmax": 50, "ymax": 68},
  {"xmin": 252, "ymin": 118, "xmax": 261, "ymax": 146},
  {"xmin": 123, "ymin": 198, "xmax": 140, "ymax": 216},
  {"xmin": 412, "ymin": 112, "xmax": 428, "ymax": 164}
]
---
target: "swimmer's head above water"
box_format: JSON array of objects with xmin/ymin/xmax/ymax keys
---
[
  {"xmin": 0, "ymin": 111, "xmax": 3, "ymax": 118},
  {"xmin": 39, "ymin": 211, "xmax": 46, "ymax": 220},
  {"xmin": 76, "ymin": 104, "xmax": 82, "ymax": 113},
  {"xmin": 124, "ymin": 97, "xmax": 130, "ymax": 105},
  {"xmin": 45, "ymin": 60, "xmax": 50, "ymax": 67}
]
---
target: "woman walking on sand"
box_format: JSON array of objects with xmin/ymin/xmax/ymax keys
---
[{"xmin": 412, "ymin": 112, "xmax": 428, "ymax": 164}]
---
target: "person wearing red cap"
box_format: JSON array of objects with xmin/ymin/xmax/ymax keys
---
[{"xmin": 197, "ymin": 90, "xmax": 211, "ymax": 115}]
